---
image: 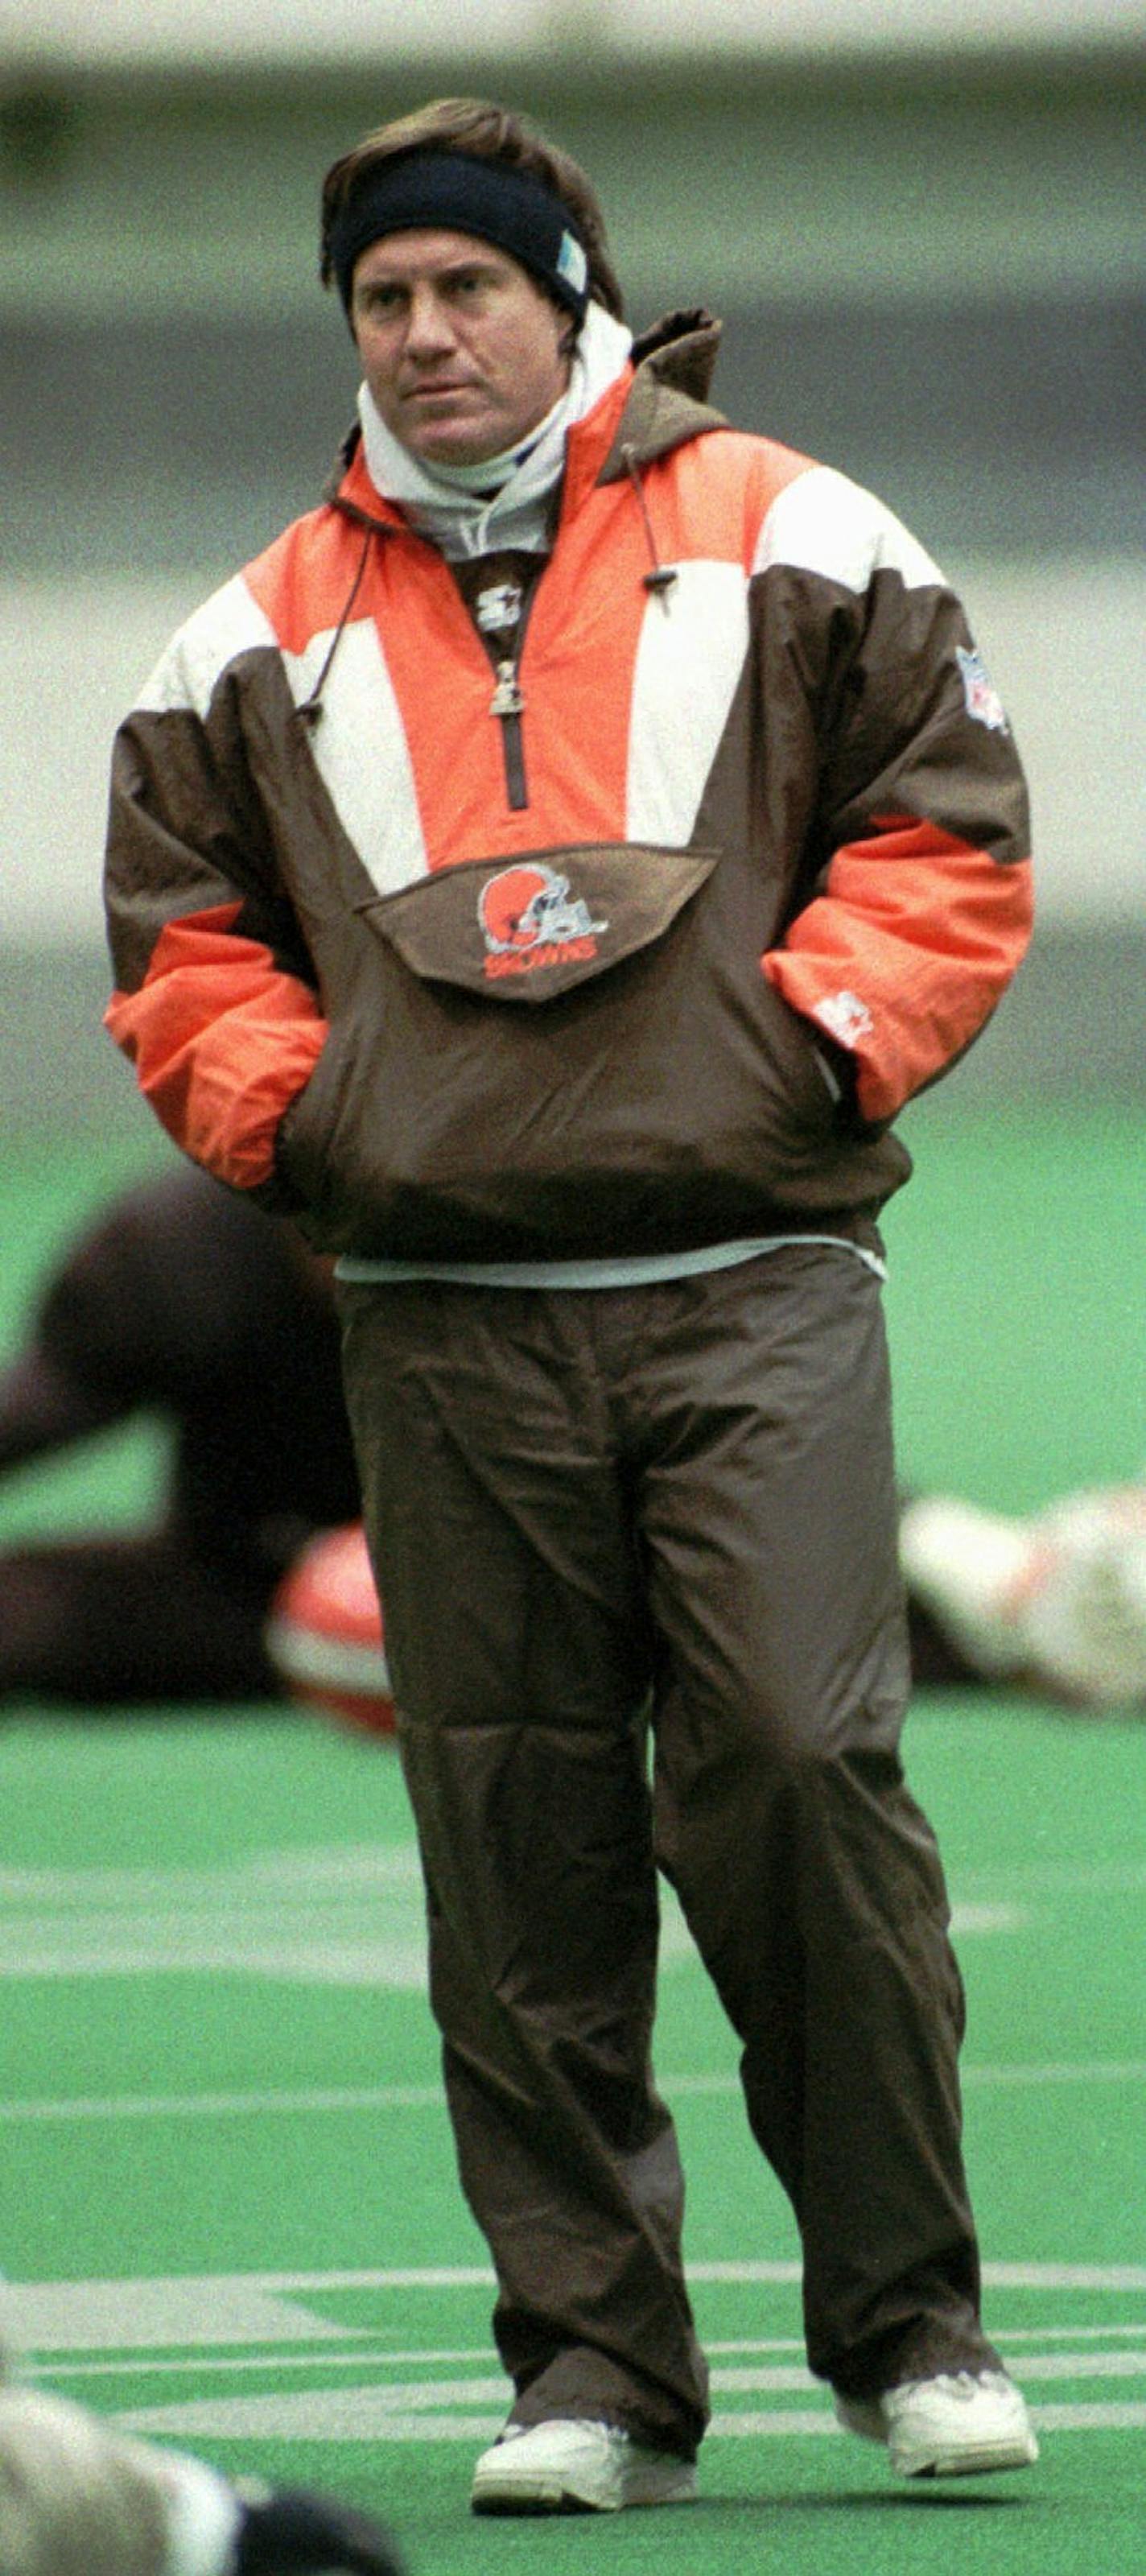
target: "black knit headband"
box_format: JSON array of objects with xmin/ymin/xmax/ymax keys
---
[{"xmin": 328, "ymin": 151, "xmax": 591, "ymax": 322}]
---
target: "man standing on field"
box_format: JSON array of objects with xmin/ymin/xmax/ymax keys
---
[{"xmin": 105, "ymin": 94, "xmax": 1037, "ymax": 2514}]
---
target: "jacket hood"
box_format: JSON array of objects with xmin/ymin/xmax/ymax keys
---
[
  {"xmin": 598, "ymin": 308, "xmax": 727, "ymax": 480},
  {"xmin": 326, "ymin": 306, "xmax": 727, "ymax": 531}
]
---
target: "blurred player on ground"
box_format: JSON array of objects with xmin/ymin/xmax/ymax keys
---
[
  {"xmin": 0, "ymin": 1164, "xmax": 360, "ymax": 1705},
  {"xmin": 4, "ymin": 1166, "xmax": 1140, "ymax": 1723},
  {"xmin": 0, "ymin": 2320, "xmax": 404, "ymax": 2576},
  {"xmin": 902, "ymin": 1482, "xmax": 1146, "ymax": 1708}
]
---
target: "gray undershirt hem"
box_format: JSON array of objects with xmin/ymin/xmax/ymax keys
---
[{"xmin": 335, "ymin": 1234, "xmax": 887, "ymax": 1290}]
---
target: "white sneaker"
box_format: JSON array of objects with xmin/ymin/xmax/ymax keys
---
[
  {"xmin": 835, "ymin": 2368, "xmax": 1038, "ymax": 2478},
  {"xmin": 470, "ymin": 2418, "xmax": 698, "ymax": 2514}
]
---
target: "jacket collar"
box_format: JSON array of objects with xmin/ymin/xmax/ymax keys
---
[{"xmin": 327, "ymin": 307, "xmax": 727, "ymax": 536}]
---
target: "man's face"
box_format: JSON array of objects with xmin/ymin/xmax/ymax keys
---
[{"xmin": 351, "ymin": 228, "xmax": 573, "ymax": 467}]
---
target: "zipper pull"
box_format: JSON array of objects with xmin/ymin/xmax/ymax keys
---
[{"xmin": 489, "ymin": 660, "xmax": 525, "ymax": 719}]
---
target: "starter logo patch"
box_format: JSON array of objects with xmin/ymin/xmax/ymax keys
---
[
  {"xmin": 476, "ymin": 581, "xmax": 523, "ymax": 635},
  {"xmin": 814, "ymin": 989, "xmax": 873, "ymax": 1046},
  {"xmin": 478, "ymin": 862, "xmax": 608, "ymax": 980},
  {"xmin": 956, "ymin": 644, "xmax": 1009, "ymax": 733}
]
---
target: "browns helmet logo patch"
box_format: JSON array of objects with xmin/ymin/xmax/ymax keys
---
[{"xmin": 478, "ymin": 862, "xmax": 608, "ymax": 981}]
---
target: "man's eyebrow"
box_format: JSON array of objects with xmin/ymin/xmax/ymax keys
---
[{"xmin": 362, "ymin": 253, "xmax": 505, "ymax": 288}]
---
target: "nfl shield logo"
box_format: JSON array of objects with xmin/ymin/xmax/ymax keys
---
[{"xmin": 956, "ymin": 645, "xmax": 1009, "ymax": 733}]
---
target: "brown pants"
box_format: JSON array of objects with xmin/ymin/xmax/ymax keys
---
[{"xmin": 339, "ymin": 1247, "xmax": 991, "ymax": 2458}]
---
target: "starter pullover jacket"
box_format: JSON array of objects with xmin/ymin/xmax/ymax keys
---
[{"xmin": 104, "ymin": 312, "xmax": 1033, "ymax": 1264}]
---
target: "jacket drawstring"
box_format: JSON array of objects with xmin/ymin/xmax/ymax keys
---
[
  {"xmin": 302, "ymin": 448, "xmax": 674, "ymax": 731},
  {"xmin": 622, "ymin": 444, "xmax": 678, "ymax": 606},
  {"xmin": 298, "ymin": 525, "xmax": 373, "ymax": 728}
]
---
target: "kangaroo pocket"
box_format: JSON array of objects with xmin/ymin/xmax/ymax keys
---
[
  {"xmin": 282, "ymin": 840, "xmax": 907, "ymax": 1258},
  {"xmin": 365, "ymin": 844, "xmax": 720, "ymax": 1001}
]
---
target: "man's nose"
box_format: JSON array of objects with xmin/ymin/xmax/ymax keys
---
[{"xmin": 404, "ymin": 286, "xmax": 456, "ymax": 353}]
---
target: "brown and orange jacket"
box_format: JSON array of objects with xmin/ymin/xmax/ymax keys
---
[{"xmin": 104, "ymin": 312, "xmax": 1033, "ymax": 1264}]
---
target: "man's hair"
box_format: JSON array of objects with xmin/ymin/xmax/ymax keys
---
[{"xmin": 319, "ymin": 96, "xmax": 625, "ymax": 320}]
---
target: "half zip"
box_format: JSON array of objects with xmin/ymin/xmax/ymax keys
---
[
  {"xmin": 467, "ymin": 557, "xmax": 544, "ymax": 813},
  {"xmin": 489, "ymin": 655, "xmax": 528, "ymax": 810}
]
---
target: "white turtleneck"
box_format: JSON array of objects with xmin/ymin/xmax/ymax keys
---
[{"xmin": 356, "ymin": 301, "xmax": 633, "ymax": 559}]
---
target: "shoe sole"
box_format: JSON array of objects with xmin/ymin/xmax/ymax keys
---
[
  {"xmin": 471, "ymin": 2466, "xmax": 698, "ymax": 2516},
  {"xmin": 893, "ymin": 2434, "xmax": 1039, "ymax": 2479}
]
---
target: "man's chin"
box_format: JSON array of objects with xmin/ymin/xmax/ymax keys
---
[
  {"xmin": 408, "ymin": 427, "xmax": 497, "ymax": 468},
  {"xmin": 400, "ymin": 398, "xmax": 493, "ymax": 467}
]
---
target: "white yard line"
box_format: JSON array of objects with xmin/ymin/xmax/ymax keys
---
[
  {"xmin": 0, "ymin": 2086, "xmax": 446, "ymax": 2121},
  {"xmin": 105, "ymin": 2388, "xmax": 1146, "ymax": 2443},
  {"xmin": 10, "ymin": 2260, "xmax": 1146, "ymax": 2355},
  {"xmin": 963, "ymin": 2061, "xmax": 1146, "ymax": 2087},
  {"xmin": 37, "ymin": 2324, "xmax": 1146, "ymax": 2384},
  {"xmin": 10, "ymin": 2260, "xmax": 1146, "ymax": 2448},
  {"xmin": 0, "ymin": 1847, "xmax": 1029, "ymax": 1985},
  {"xmin": 7, "ymin": 2058, "xmax": 1146, "ymax": 2124},
  {"xmin": 35, "ymin": 2348, "xmax": 497, "ymax": 2380}
]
